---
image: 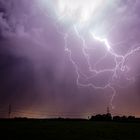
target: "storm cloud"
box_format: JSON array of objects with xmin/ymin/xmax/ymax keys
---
[{"xmin": 0, "ymin": 0, "xmax": 140, "ymax": 118}]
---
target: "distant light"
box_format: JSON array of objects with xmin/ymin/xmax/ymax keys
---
[{"xmin": 56, "ymin": 0, "xmax": 108, "ymax": 23}]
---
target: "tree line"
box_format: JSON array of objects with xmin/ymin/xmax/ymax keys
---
[{"xmin": 90, "ymin": 113, "xmax": 140, "ymax": 122}]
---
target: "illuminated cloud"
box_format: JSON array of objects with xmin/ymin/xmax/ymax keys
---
[
  {"xmin": 56, "ymin": 0, "xmax": 108, "ymax": 23},
  {"xmin": 0, "ymin": 0, "xmax": 140, "ymax": 118}
]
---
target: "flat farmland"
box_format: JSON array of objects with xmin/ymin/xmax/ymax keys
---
[{"xmin": 0, "ymin": 120, "xmax": 140, "ymax": 140}]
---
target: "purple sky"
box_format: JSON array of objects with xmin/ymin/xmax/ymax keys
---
[{"xmin": 0, "ymin": 0, "xmax": 140, "ymax": 118}]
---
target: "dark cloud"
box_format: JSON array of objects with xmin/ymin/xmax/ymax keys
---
[{"xmin": 0, "ymin": 0, "xmax": 140, "ymax": 118}]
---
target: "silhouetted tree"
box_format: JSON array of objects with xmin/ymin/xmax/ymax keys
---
[
  {"xmin": 113, "ymin": 116, "xmax": 121, "ymax": 121},
  {"xmin": 90, "ymin": 113, "xmax": 112, "ymax": 121}
]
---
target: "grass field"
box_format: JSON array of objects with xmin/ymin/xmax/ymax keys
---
[{"xmin": 0, "ymin": 119, "xmax": 140, "ymax": 140}]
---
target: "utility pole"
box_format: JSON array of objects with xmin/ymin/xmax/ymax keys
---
[
  {"xmin": 8, "ymin": 104, "xmax": 11, "ymax": 119},
  {"xmin": 107, "ymin": 106, "xmax": 110, "ymax": 114}
]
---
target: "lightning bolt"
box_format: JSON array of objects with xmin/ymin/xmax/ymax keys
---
[
  {"xmin": 63, "ymin": 26, "xmax": 116, "ymax": 108},
  {"xmin": 40, "ymin": 0, "xmax": 140, "ymax": 110},
  {"xmin": 61, "ymin": 24, "xmax": 140, "ymax": 109}
]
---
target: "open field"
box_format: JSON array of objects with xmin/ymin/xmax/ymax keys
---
[{"xmin": 0, "ymin": 119, "xmax": 140, "ymax": 140}]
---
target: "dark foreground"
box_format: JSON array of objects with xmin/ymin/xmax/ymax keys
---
[{"xmin": 0, "ymin": 119, "xmax": 140, "ymax": 140}]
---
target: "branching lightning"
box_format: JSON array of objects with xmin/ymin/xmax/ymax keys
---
[
  {"xmin": 41, "ymin": 0, "xmax": 140, "ymax": 109},
  {"xmin": 64, "ymin": 25, "xmax": 140, "ymax": 109}
]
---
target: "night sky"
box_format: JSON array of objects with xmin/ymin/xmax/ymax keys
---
[{"xmin": 0, "ymin": 0, "xmax": 140, "ymax": 118}]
